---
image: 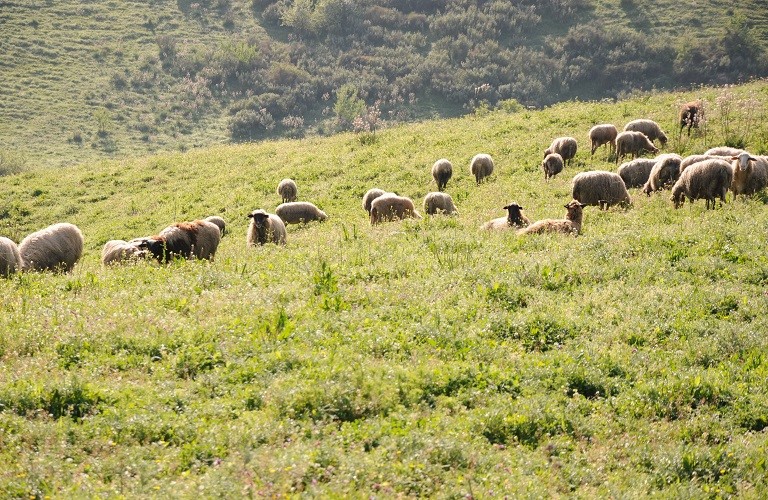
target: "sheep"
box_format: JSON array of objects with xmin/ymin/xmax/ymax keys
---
[
  {"xmin": 589, "ymin": 124, "xmax": 618, "ymax": 156},
  {"xmin": 370, "ymin": 193, "xmax": 422, "ymax": 224},
  {"xmin": 730, "ymin": 152, "xmax": 768, "ymax": 196},
  {"xmin": 101, "ymin": 239, "xmax": 146, "ymax": 266},
  {"xmin": 704, "ymin": 146, "xmax": 744, "ymax": 157},
  {"xmin": 623, "ymin": 119, "xmax": 668, "ymax": 147},
  {"xmin": 615, "ymin": 131, "xmax": 659, "ymax": 163},
  {"xmin": 247, "ymin": 209, "xmax": 287, "ymax": 246},
  {"xmin": 617, "ymin": 158, "xmax": 656, "ymax": 188},
  {"xmin": 0, "ymin": 236, "xmax": 22, "ymax": 277},
  {"xmin": 680, "ymin": 154, "xmax": 721, "ymax": 173},
  {"xmin": 671, "ymin": 158, "xmax": 734, "ymax": 209},
  {"xmin": 19, "ymin": 223, "xmax": 83, "ymax": 273},
  {"xmin": 679, "ymin": 100, "xmax": 703, "ymax": 136},
  {"xmin": 277, "ymin": 178, "xmax": 298, "ymax": 203},
  {"xmin": 642, "ymin": 154, "xmax": 683, "ymax": 195},
  {"xmin": 432, "ymin": 159, "xmax": 453, "ymax": 191},
  {"xmin": 362, "ymin": 188, "xmax": 387, "ymax": 214},
  {"xmin": 517, "ymin": 200, "xmax": 586, "ymax": 236},
  {"xmin": 544, "ymin": 137, "xmax": 578, "ymax": 165},
  {"xmin": 423, "ymin": 192, "xmax": 458, "ymax": 216},
  {"xmin": 139, "ymin": 220, "xmax": 222, "ymax": 263},
  {"xmin": 276, "ymin": 201, "xmax": 328, "ymax": 224},
  {"xmin": 470, "ymin": 153, "xmax": 494, "ymax": 184},
  {"xmin": 571, "ymin": 171, "xmax": 631, "ymax": 209},
  {"xmin": 481, "ymin": 203, "xmax": 530, "ymax": 230},
  {"xmin": 542, "ymin": 153, "xmax": 564, "ymax": 180},
  {"xmin": 204, "ymin": 215, "xmax": 226, "ymax": 236}
]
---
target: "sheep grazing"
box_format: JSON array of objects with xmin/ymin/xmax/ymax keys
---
[
  {"xmin": 671, "ymin": 158, "xmax": 734, "ymax": 209},
  {"xmin": 423, "ymin": 192, "xmax": 458, "ymax": 215},
  {"xmin": 470, "ymin": 153, "xmax": 494, "ymax": 184},
  {"xmin": 0, "ymin": 236, "xmax": 22, "ymax": 277},
  {"xmin": 680, "ymin": 154, "xmax": 721, "ymax": 173},
  {"xmin": 572, "ymin": 170, "xmax": 631, "ymax": 209},
  {"xmin": 589, "ymin": 124, "xmax": 618, "ymax": 156},
  {"xmin": 139, "ymin": 219, "xmax": 222, "ymax": 263},
  {"xmin": 370, "ymin": 193, "xmax": 422, "ymax": 224},
  {"xmin": 101, "ymin": 239, "xmax": 146, "ymax": 266},
  {"xmin": 617, "ymin": 158, "xmax": 656, "ymax": 188},
  {"xmin": 542, "ymin": 153, "xmax": 564, "ymax": 180},
  {"xmin": 277, "ymin": 178, "xmax": 298, "ymax": 203},
  {"xmin": 204, "ymin": 215, "xmax": 226, "ymax": 236},
  {"xmin": 642, "ymin": 154, "xmax": 683, "ymax": 195},
  {"xmin": 362, "ymin": 188, "xmax": 387, "ymax": 214},
  {"xmin": 276, "ymin": 201, "xmax": 328, "ymax": 224},
  {"xmin": 19, "ymin": 223, "xmax": 83, "ymax": 273},
  {"xmin": 705, "ymin": 146, "xmax": 744, "ymax": 157},
  {"xmin": 481, "ymin": 203, "xmax": 530, "ymax": 230},
  {"xmin": 730, "ymin": 152, "xmax": 768, "ymax": 196},
  {"xmin": 623, "ymin": 119, "xmax": 668, "ymax": 147},
  {"xmin": 517, "ymin": 200, "xmax": 586, "ymax": 236},
  {"xmin": 247, "ymin": 209, "xmax": 287, "ymax": 246},
  {"xmin": 615, "ymin": 131, "xmax": 659, "ymax": 164},
  {"xmin": 431, "ymin": 159, "xmax": 453, "ymax": 191},
  {"xmin": 545, "ymin": 137, "xmax": 578, "ymax": 165},
  {"xmin": 679, "ymin": 100, "xmax": 703, "ymax": 136}
]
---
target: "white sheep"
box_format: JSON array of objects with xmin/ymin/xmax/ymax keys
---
[
  {"xmin": 517, "ymin": 200, "xmax": 586, "ymax": 236},
  {"xmin": 704, "ymin": 146, "xmax": 745, "ymax": 157},
  {"xmin": 642, "ymin": 154, "xmax": 683, "ymax": 195},
  {"xmin": 362, "ymin": 188, "xmax": 387, "ymax": 214},
  {"xmin": 617, "ymin": 158, "xmax": 656, "ymax": 188},
  {"xmin": 679, "ymin": 100, "xmax": 703, "ymax": 136},
  {"xmin": 481, "ymin": 203, "xmax": 530, "ymax": 230},
  {"xmin": 615, "ymin": 131, "xmax": 659, "ymax": 163},
  {"xmin": 545, "ymin": 137, "xmax": 577, "ymax": 165},
  {"xmin": 671, "ymin": 158, "xmax": 734, "ymax": 209},
  {"xmin": 572, "ymin": 171, "xmax": 631, "ymax": 209},
  {"xmin": 423, "ymin": 192, "xmax": 458, "ymax": 215},
  {"xmin": 247, "ymin": 209, "xmax": 287, "ymax": 246},
  {"xmin": 680, "ymin": 154, "xmax": 721, "ymax": 173},
  {"xmin": 101, "ymin": 240, "xmax": 146, "ymax": 266},
  {"xmin": 730, "ymin": 152, "xmax": 768, "ymax": 197},
  {"xmin": 589, "ymin": 124, "xmax": 618, "ymax": 156},
  {"xmin": 432, "ymin": 159, "xmax": 453, "ymax": 191},
  {"xmin": 19, "ymin": 222, "xmax": 83, "ymax": 273},
  {"xmin": 0, "ymin": 236, "xmax": 22, "ymax": 277},
  {"xmin": 204, "ymin": 215, "xmax": 226, "ymax": 236},
  {"xmin": 623, "ymin": 119, "xmax": 668, "ymax": 147},
  {"xmin": 276, "ymin": 201, "xmax": 328, "ymax": 224},
  {"xmin": 277, "ymin": 178, "xmax": 298, "ymax": 203},
  {"xmin": 370, "ymin": 193, "xmax": 421, "ymax": 224},
  {"xmin": 542, "ymin": 153, "xmax": 564, "ymax": 180},
  {"xmin": 470, "ymin": 153, "xmax": 494, "ymax": 184}
]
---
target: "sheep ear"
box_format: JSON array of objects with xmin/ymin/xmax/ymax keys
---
[{"xmin": 247, "ymin": 213, "xmax": 254, "ymax": 219}]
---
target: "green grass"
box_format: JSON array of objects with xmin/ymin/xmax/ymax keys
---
[{"xmin": 2, "ymin": 81, "xmax": 768, "ymax": 496}]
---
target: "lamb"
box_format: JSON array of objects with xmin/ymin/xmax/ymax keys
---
[
  {"xmin": 642, "ymin": 154, "xmax": 683, "ymax": 195},
  {"xmin": 544, "ymin": 137, "xmax": 577, "ymax": 165},
  {"xmin": 204, "ymin": 215, "xmax": 226, "ymax": 236},
  {"xmin": 277, "ymin": 178, "xmax": 298, "ymax": 203},
  {"xmin": 101, "ymin": 239, "xmax": 146, "ymax": 266},
  {"xmin": 432, "ymin": 159, "xmax": 453, "ymax": 191},
  {"xmin": 679, "ymin": 100, "xmax": 703, "ymax": 136},
  {"xmin": 276, "ymin": 201, "xmax": 328, "ymax": 224},
  {"xmin": 623, "ymin": 119, "xmax": 668, "ymax": 147},
  {"xmin": 247, "ymin": 209, "xmax": 287, "ymax": 246},
  {"xmin": 680, "ymin": 154, "xmax": 721, "ymax": 173},
  {"xmin": 517, "ymin": 200, "xmax": 586, "ymax": 236},
  {"xmin": 370, "ymin": 193, "xmax": 422, "ymax": 224},
  {"xmin": 139, "ymin": 219, "xmax": 221, "ymax": 263},
  {"xmin": 704, "ymin": 146, "xmax": 744, "ymax": 157},
  {"xmin": 470, "ymin": 153, "xmax": 494, "ymax": 184},
  {"xmin": 571, "ymin": 171, "xmax": 631, "ymax": 209},
  {"xmin": 0, "ymin": 236, "xmax": 22, "ymax": 277},
  {"xmin": 730, "ymin": 152, "xmax": 768, "ymax": 196},
  {"xmin": 671, "ymin": 158, "xmax": 734, "ymax": 209},
  {"xmin": 19, "ymin": 223, "xmax": 83, "ymax": 273},
  {"xmin": 481, "ymin": 203, "xmax": 530, "ymax": 230},
  {"xmin": 617, "ymin": 158, "xmax": 656, "ymax": 188},
  {"xmin": 542, "ymin": 153, "xmax": 564, "ymax": 180},
  {"xmin": 423, "ymin": 192, "xmax": 458, "ymax": 215},
  {"xmin": 589, "ymin": 124, "xmax": 618, "ymax": 156},
  {"xmin": 362, "ymin": 188, "xmax": 387, "ymax": 214},
  {"xmin": 615, "ymin": 131, "xmax": 659, "ymax": 163}
]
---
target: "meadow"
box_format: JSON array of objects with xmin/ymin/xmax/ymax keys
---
[{"xmin": 2, "ymin": 81, "xmax": 768, "ymax": 497}]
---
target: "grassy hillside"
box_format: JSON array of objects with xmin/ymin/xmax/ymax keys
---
[{"xmin": 2, "ymin": 81, "xmax": 768, "ymax": 497}]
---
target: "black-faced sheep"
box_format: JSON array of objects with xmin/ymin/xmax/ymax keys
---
[
  {"xmin": 589, "ymin": 124, "xmax": 618, "ymax": 156},
  {"xmin": 572, "ymin": 171, "xmax": 631, "ymax": 209},
  {"xmin": 19, "ymin": 223, "xmax": 84, "ymax": 273},
  {"xmin": 139, "ymin": 219, "xmax": 222, "ymax": 263},
  {"xmin": 362, "ymin": 188, "xmax": 387, "ymax": 214},
  {"xmin": 432, "ymin": 159, "xmax": 453, "ymax": 191},
  {"xmin": 517, "ymin": 200, "xmax": 586, "ymax": 236},
  {"xmin": 642, "ymin": 154, "xmax": 683, "ymax": 195},
  {"xmin": 545, "ymin": 137, "xmax": 578, "ymax": 165},
  {"xmin": 679, "ymin": 100, "xmax": 703, "ymax": 136},
  {"xmin": 101, "ymin": 240, "xmax": 146, "ymax": 266},
  {"xmin": 542, "ymin": 153, "xmax": 564, "ymax": 180},
  {"xmin": 470, "ymin": 153, "xmax": 494, "ymax": 184},
  {"xmin": 0, "ymin": 236, "xmax": 22, "ymax": 277},
  {"xmin": 276, "ymin": 201, "xmax": 328, "ymax": 224},
  {"xmin": 423, "ymin": 192, "xmax": 458, "ymax": 215},
  {"xmin": 370, "ymin": 193, "xmax": 421, "ymax": 224},
  {"xmin": 277, "ymin": 178, "xmax": 298, "ymax": 203},
  {"xmin": 617, "ymin": 158, "xmax": 656, "ymax": 188},
  {"xmin": 204, "ymin": 215, "xmax": 226, "ymax": 236},
  {"xmin": 615, "ymin": 131, "xmax": 659, "ymax": 163},
  {"xmin": 623, "ymin": 119, "xmax": 668, "ymax": 147},
  {"xmin": 671, "ymin": 158, "xmax": 734, "ymax": 209},
  {"xmin": 481, "ymin": 203, "xmax": 530, "ymax": 230},
  {"xmin": 705, "ymin": 146, "xmax": 745, "ymax": 157},
  {"xmin": 730, "ymin": 152, "xmax": 768, "ymax": 196},
  {"xmin": 247, "ymin": 209, "xmax": 287, "ymax": 246}
]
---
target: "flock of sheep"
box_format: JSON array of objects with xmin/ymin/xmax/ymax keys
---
[{"xmin": 0, "ymin": 100, "xmax": 763, "ymax": 276}]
